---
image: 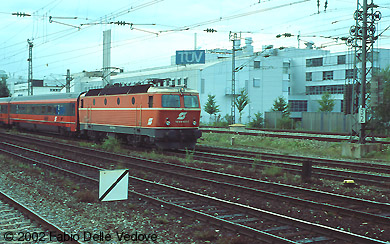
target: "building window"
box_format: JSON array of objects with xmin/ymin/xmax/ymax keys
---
[
  {"xmin": 345, "ymin": 69, "xmax": 355, "ymax": 79},
  {"xmin": 306, "ymin": 72, "xmax": 312, "ymax": 81},
  {"xmin": 289, "ymin": 100, "xmax": 307, "ymax": 112},
  {"xmin": 306, "ymin": 57, "xmax": 323, "ymax": 67},
  {"xmin": 306, "ymin": 85, "xmax": 344, "ymax": 95},
  {"xmin": 283, "ymin": 62, "xmax": 290, "ymax": 74},
  {"xmin": 253, "ymin": 78, "xmax": 260, "ymax": 88},
  {"xmin": 323, "ymin": 71, "xmax": 333, "ymax": 80},
  {"xmin": 337, "ymin": 55, "xmax": 346, "ymax": 64},
  {"xmin": 184, "ymin": 78, "xmax": 188, "ymax": 88},
  {"xmin": 201, "ymin": 79, "xmax": 205, "ymax": 94},
  {"xmin": 177, "ymin": 78, "xmax": 181, "ymax": 85},
  {"xmin": 254, "ymin": 61, "xmax": 260, "ymax": 69}
]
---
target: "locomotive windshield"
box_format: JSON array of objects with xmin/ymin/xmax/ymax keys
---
[
  {"xmin": 162, "ymin": 95, "xmax": 181, "ymax": 108},
  {"xmin": 184, "ymin": 95, "xmax": 199, "ymax": 108}
]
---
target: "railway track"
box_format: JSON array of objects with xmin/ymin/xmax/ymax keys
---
[
  {"xmin": 190, "ymin": 145, "xmax": 390, "ymax": 186},
  {"xmin": 0, "ymin": 189, "xmax": 81, "ymax": 244},
  {"xmin": 201, "ymin": 127, "xmax": 390, "ymax": 144},
  {"xmin": 0, "ymin": 132, "xmax": 389, "ymax": 243}
]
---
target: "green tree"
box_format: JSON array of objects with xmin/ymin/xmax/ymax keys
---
[
  {"xmin": 318, "ymin": 92, "xmax": 335, "ymax": 112},
  {"xmin": 248, "ymin": 112, "xmax": 264, "ymax": 128},
  {"xmin": 372, "ymin": 67, "xmax": 390, "ymax": 132},
  {"xmin": 204, "ymin": 94, "xmax": 220, "ymax": 122},
  {"xmin": 0, "ymin": 80, "xmax": 10, "ymax": 97},
  {"xmin": 234, "ymin": 89, "xmax": 250, "ymax": 123},
  {"xmin": 271, "ymin": 96, "xmax": 289, "ymax": 117}
]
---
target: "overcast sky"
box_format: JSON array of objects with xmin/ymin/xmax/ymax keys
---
[{"xmin": 1, "ymin": 0, "xmax": 390, "ymax": 80}]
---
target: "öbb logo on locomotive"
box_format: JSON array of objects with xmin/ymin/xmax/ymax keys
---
[{"xmin": 0, "ymin": 84, "xmax": 202, "ymax": 150}]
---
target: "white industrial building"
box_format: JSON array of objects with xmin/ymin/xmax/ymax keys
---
[
  {"xmin": 69, "ymin": 38, "xmax": 390, "ymax": 124},
  {"xmin": 4, "ymin": 38, "xmax": 390, "ymax": 124}
]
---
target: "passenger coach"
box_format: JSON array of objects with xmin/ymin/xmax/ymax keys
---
[{"xmin": 7, "ymin": 93, "xmax": 80, "ymax": 135}]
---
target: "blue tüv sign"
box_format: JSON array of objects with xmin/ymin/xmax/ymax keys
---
[{"xmin": 176, "ymin": 50, "xmax": 205, "ymax": 65}]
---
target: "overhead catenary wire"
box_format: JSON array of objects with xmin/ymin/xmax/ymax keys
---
[{"xmin": 1, "ymin": 0, "xmax": 389, "ymax": 77}]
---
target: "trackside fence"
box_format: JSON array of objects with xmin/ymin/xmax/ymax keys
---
[{"xmin": 265, "ymin": 112, "xmax": 359, "ymax": 133}]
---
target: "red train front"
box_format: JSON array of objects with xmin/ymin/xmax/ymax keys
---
[{"xmin": 79, "ymin": 84, "xmax": 202, "ymax": 149}]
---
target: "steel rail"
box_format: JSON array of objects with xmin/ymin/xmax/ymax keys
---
[
  {"xmin": 1, "ymin": 135, "xmax": 390, "ymax": 223},
  {"xmin": 196, "ymin": 145, "xmax": 390, "ymax": 174},
  {"xmin": 0, "ymin": 141, "xmax": 388, "ymax": 243},
  {"xmin": 0, "ymin": 146, "xmax": 387, "ymax": 244},
  {"xmin": 200, "ymin": 128, "xmax": 390, "ymax": 144},
  {"xmin": 0, "ymin": 189, "xmax": 83, "ymax": 244}
]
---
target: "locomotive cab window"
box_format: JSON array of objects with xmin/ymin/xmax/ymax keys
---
[
  {"xmin": 162, "ymin": 95, "xmax": 180, "ymax": 108},
  {"xmin": 148, "ymin": 96, "xmax": 153, "ymax": 108},
  {"xmin": 184, "ymin": 95, "xmax": 199, "ymax": 108}
]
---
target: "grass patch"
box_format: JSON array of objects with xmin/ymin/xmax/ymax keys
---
[
  {"xmin": 363, "ymin": 145, "xmax": 390, "ymax": 161},
  {"xmin": 100, "ymin": 137, "xmax": 122, "ymax": 153},
  {"xmin": 79, "ymin": 141, "xmax": 97, "ymax": 148},
  {"xmin": 262, "ymin": 164, "xmax": 283, "ymax": 177},
  {"xmin": 185, "ymin": 149, "xmax": 194, "ymax": 164},
  {"xmin": 200, "ymin": 133, "xmax": 342, "ymax": 158}
]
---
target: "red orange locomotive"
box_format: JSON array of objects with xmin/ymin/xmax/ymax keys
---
[{"xmin": 0, "ymin": 84, "xmax": 202, "ymax": 149}]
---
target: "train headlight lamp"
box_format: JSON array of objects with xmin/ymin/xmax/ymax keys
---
[
  {"xmin": 165, "ymin": 118, "xmax": 170, "ymax": 126},
  {"xmin": 193, "ymin": 120, "xmax": 197, "ymax": 125}
]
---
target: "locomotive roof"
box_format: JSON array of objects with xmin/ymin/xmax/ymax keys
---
[
  {"xmin": 84, "ymin": 84, "xmax": 152, "ymax": 96},
  {"xmin": 83, "ymin": 84, "xmax": 198, "ymax": 96},
  {"xmin": 148, "ymin": 86, "xmax": 199, "ymax": 94},
  {"xmin": 2, "ymin": 93, "xmax": 81, "ymax": 102}
]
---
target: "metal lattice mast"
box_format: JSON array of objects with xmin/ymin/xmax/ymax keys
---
[
  {"xmin": 346, "ymin": 0, "xmax": 381, "ymax": 143},
  {"xmin": 27, "ymin": 39, "xmax": 33, "ymax": 96},
  {"xmin": 66, "ymin": 69, "xmax": 73, "ymax": 93},
  {"xmin": 229, "ymin": 32, "xmax": 241, "ymax": 124}
]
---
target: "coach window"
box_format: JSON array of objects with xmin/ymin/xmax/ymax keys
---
[
  {"xmin": 70, "ymin": 103, "xmax": 75, "ymax": 116},
  {"xmin": 162, "ymin": 95, "xmax": 180, "ymax": 108},
  {"xmin": 184, "ymin": 95, "xmax": 199, "ymax": 108},
  {"xmin": 132, "ymin": 97, "xmax": 135, "ymax": 105},
  {"xmin": 117, "ymin": 97, "xmax": 120, "ymax": 105},
  {"xmin": 93, "ymin": 99, "xmax": 95, "ymax": 106},
  {"xmin": 148, "ymin": 96, "xmax": 153, "ymax": 108},
  {"xmin": 81, "ymin": 99, "xmax": 84, "ymax": 108},
  {"xmin": 104, "ymin": 98, "xmax": 107, "ymax": 105}
]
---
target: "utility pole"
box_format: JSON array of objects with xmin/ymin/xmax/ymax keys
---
[
  {"xmin": 27, "ymin": 39, "xmax": 33, "ymax": 96},
  {"xmin": 66, "ymin": 69, "xmax": 73, "ymax": 93},
  {"xmin": 229, "ymin": 32, "xmax": 241, "ymax": 124},
  {"xmin": 346, "ymin": 0, "xmax": 381, "ymax": 143},
  {"xmin": 359, "ymin": 0, "xmax": 368, "ymax": 144}
]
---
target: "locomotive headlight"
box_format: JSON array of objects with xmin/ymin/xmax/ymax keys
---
[
  {"xmin": 165, "ymin": 118, "xmax": 170, "ymax": 126},
  {"xmin": 193, "ymin": 120, "xmax": 197, "ymax": 125}
]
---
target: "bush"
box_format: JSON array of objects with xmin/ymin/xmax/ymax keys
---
[
  {"xmin": 101, "ymin": 136, "xmax": 121, "ymax": 152},
  {"xmin": 276, "ymin": 117, "xmax": 295, "ymax": 129},
  {"xmin": 213, "ymin": 113, "xmax": 232, "ymax": 127},
  {"xmin": 248, "ymin": 112, "xmax": 264, "ymax": 128}
]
